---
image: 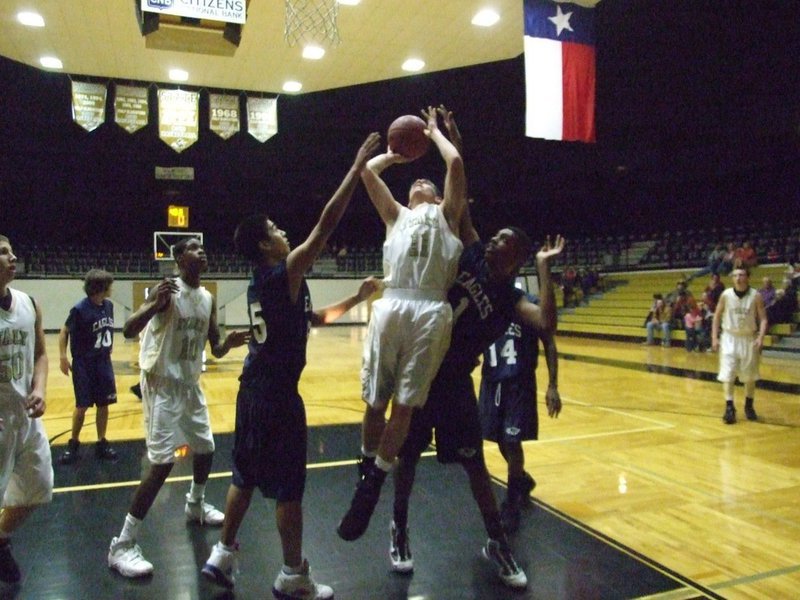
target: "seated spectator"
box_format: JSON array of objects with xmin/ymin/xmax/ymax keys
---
[
  {"xmin": 718, "ymin": 242, "xmax": 736, "ymax": 275},
  {"xmin": 766, "ymin": 246, "xmax": 780, "ymax": 263},
  {"xmin": 734, "ymin": 240, "xmax": 758, "ymax": 269},
  {"xmin": 562, "ymin": 265, "xmax": 578, "ymax": 308},
  {"xmin": 670, "ymin": 279, "xmax": 696, "ymax": 329},
  {"xmin": 644, "ymin": 295, "xmax": 672, "ymax": 347},
  {"xmin": 767, "ymin": 282, "xmax": 798, "ymax": 325},
  {"xmin": 683, "ymin": 304, "xmax": 710, "ymax": 352},
  {"xmin": 693, "ymin": 244, "xmax": 725, "ymax": 279},
  {"xmin": 703, "ymin": 273, "xmax": 724, "ymax": 312},
  {"xmin": 759, "ymin": 277, "xmax": 777, "ymax": 309}
]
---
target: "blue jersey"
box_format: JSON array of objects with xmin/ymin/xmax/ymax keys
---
[
  {"xmin": 481, "ymin": 295, "xmax": 540, "ymax": 383},
  {"xmin": 439, "ymin": 241, "xmax": 525, "ymax": 374},
  {"xmin": 241, "ymin": 261, "xmax": 312, "ymax": 386},
  {"xmin": 65, "ymin": 297, "xmax": 114, "ymax": 359}
]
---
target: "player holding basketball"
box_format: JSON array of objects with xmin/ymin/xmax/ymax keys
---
[
  {"xmin": 201, "ymin": 132, "xmax": 380, "ymax": 599},
  {"xmin": 57, "ymin": 269, "xmax": 119, "ymax": 465},
  {"xmin": 712, "ymin": 266, "xmax": 768, "ymax": 424},
  {"xmin": 107, "ymin": 237, "xmax": 250, "ymax": 578},
  {"xmin": 385, "ymin": 108, "xmax": 562, "ymax": 589},
  {"xmin": 0, "ymin": 234, "xmax": 51, "ymax": 585},
  {"xmin": 337, "ymin": 106, "xmax": 467, "ymax": 541}
]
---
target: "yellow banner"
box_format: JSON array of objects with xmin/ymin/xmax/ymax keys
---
[
  {"xmin": 115, "ymin": 85, "xmax": 148, "ymax": 134},
  {"xmin": 247, "ymin": 97, "xmax": 278, "ymax": 143},
  {"xmin": 209, "ymin": 93, "xmax": 240, "ymax": 140},
  {"xmin": 158, "ymin": 89, "xmax": 199, "ymax": 153},
  {"xmin": 71, "ymin": 81, "xmax": 107, "ymax": 132}
]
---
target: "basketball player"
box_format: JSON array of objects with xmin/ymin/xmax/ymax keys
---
[
  {"xmin": 712, "ymin": 266, "xmax": 768, "ymax": 424},
  {"xmin": 201, "ymin": 132, "xmax": 380, "ymax": 599},
  {"xmin": 0, "ymin": 234, "xmax": 52, "ymax": 585},
  {"xmin": 107, "ymin": 237, "xmax": 250, "ymax": 578},
  {"xmin": 57, "ymin": 269, "xmax": 118, "ymax": 465},
  {"xmin": 479, "ymin": 300, "xmax": 561, "ymax": 533},
  {"xmin": 338, "ymin": 106, "xmax": 467, "ymax": 542}
]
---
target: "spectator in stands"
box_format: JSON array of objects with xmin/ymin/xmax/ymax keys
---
[
  {"xmin": 734, "ymin": 241, "xmax": 757, "ymax": 269},
  {"xmin": 703, "ymin": 273, "xmax": 724, "ymax": 313},
  {"xmin": 670, "ymin": 279, "xmax": 696, "ymax": 329},
  {"xmin": 766, "ymin": 246, "xmax": 780, "ymax": 263},
  {"xmin": 692, "ymin": 244, "xmax": 725, "ymax": 279},
  {"xmin": 561, "ymin": 266, "xmax": 578, "ymax": 308},
  {"xmin": 767, "ymin": 273, "xmax": 799, "ymax": 325},
  {"xmin": 683, "ymin": 304, "xmax": 707, "ymax": 352},
  {"xmin": 644, "ymin": 294, "xmax": 672, "ymax": 346},
  {"xmin": 758, "ymin": 277, "xmax": 777, "ymax": 309},
  {"xmin": 719, "ymin": 242, "xmax": 736, "ymax": 275}
]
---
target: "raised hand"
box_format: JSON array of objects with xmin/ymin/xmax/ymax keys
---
[
  {"xmin": 354, "ymin": 132, "xmax": 381, "ymax": 169},
  {"xmin": 536, "ymin": 235, "xmax": 565, "ymax": 263},
  {"xmin": 421, "ymin": 105, "xmax": 440, "ymax": 138}
]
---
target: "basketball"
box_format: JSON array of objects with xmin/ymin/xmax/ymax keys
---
[{"xmin": 387, "ymin": 115, "xmax": 430, "ymax": 160}]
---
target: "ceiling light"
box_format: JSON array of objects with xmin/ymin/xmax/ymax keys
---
[
  {"xmin": 401, "ymin": 58, "xmax": 425, "ymax": 72},
  {"xmin": 39, "ymin": 56, "xmax": 62, "ymax": 69},
  {"xmin": 337, "ymin": 0, "xmax": 361, "ymax": 5},
  {"xmin": 302, "ymin": 45, "xmax": 325, "ymax": 60},
  {"xmin": 169, "ymin": 69, "xmax": 189, "ymax": 81},
  {"xmin": 17, "ymin": 11, "xmax": 45, "ymax": 27},
  {"xmin": 472, "ymin": 9, "xmax": 500, "ymax": 27},
  {"xmin": 283, "ymin": 81, "xmax": 302, "ymax": 93}
]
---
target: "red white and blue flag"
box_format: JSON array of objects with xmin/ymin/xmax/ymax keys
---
[{"xmin": 524, "ymin": 0, "xmax": 598, "ymax": 142}]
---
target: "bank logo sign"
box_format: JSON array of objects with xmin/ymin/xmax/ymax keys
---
[{"xmin": 141, "ymin": 0, "xmax": 246, "ymax": 25}]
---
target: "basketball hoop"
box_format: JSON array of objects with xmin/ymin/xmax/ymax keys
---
[{"xmin": 284, "ymin": 0, "xmax": 340, "ymax": 48}]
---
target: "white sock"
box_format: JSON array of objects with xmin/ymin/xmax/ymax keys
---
[
  {"xmin": 119, "ymin": 514, "xmax": 141, "ymax": 543},
  {"xmin": 283, "ymin": 562, "xmax": 304, "ymax": 575},
  {"xmin": 188, "ymin": 481, "xmax": 205, "ymax": 502},
  {"xmin": 375, "ymin": 455, "xmax": 394, "ymax": 472},
  {"xmin": 360, "ymin": 446, "xmax": 377, "ymax": 458}
]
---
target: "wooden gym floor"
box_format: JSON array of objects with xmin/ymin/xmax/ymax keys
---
[{"xmin": 6, "ymin": 328, "xmax": 800, "ymax": 599}]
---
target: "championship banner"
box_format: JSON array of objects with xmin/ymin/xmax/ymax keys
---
[
  {"xmin": 158, "ymin": 89, "xmax": 199, "ymax": 152},
  {"xmin": 71, "ymin": 81, "xmax": 107, "ymax": 132},
  {"xmin": 114, "ymin": 85, "xmax": 149, "ymax": 134},
  {"xmin": 209, "ymin": 93, "xmax": 240, "ymax": 140},
  {"xmin": 247, "ymin": 97, "xmax": 278, "ymax": 143}
]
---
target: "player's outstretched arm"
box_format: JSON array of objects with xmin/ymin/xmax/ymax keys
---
[
  {"xmin": 515, "ymin": 235, "xmax": 565, "ymax": 335},
  {"xmin": 287, "ymin": 132, "xmax": 380, "ymax": 284},
  {"xmin": 423, "ymin": 106, "xmax": 466, "ymax": 235},
  {"xmin": 360, "ymin": 149, "xmax": 408, "ymax": 226},
  {"xmin": 311, "ymin": 276, "xmax": 382, "ymax": 326}
]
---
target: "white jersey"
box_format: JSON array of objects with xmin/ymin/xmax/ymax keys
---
[
  {"xmin": 139, "ymin": 278, "xmax": 213, "ymax": 382},
  {"xmin": 383, "ymin": 203, "xmax": 463, "ymax": 293},
  {"xmin": 720, "ymin": 287, "xmax": 758, "ymax": 336},
  {"xmin": 0, "ymin": 288, "xmax": 37, "ymax": 406}
]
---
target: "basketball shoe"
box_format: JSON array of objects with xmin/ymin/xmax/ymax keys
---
[
  {"xmin": 389, "ymin": 521, "xmax": 413, "ymax": 573},
  {"xmin": 95, "ymin": 438, "xmax": 118, "ymax": 461},
  {"xmin": 337, "ymin": 468, "xmax": 385, "ymax": 541},
  {"xmin": 723, "ymin": 404, "xmax": 736, "ymax": 424},
  {"xmin": 744, "ymin": 398, "xmax": 757, "ymax": 421},
  {"xmin": 185, "ymin": 494, "xmax": 225, "ymax": 525},
  {"xmin": 58, "ymin": 439, "xmax": 80, "ymax": 465},
  {"xmin": 202, "ymin": 541, "xmax": 238, "ymax": 589},
  {"xmin": 482, "ymin": 538, "xmax": 528, "ymax": 589},
  {"xmin": 108, "ymin": 537, "xmax": 153, "ymax": 578},
  {"xmin": 272, "ymin": 559, "xmax": 333, "ymax": 600}
]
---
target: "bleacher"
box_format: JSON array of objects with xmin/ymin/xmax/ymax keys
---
[{"xmin": 557, "ymin": 265, "xmax": 796, "ymax": 348}]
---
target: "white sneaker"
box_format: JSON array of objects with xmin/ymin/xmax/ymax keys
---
[
  {"xmin": 482, "ymin": 538, "xmax": 527, "ymax": 589},
  {"xmin": 389, "ymin": 521, "xmax": 413, "ymax": 573},
  {"xmin": 185, "ymin": 494, "xmax": 225, "ymax": 526},
  {"xmin": 108, "ymin": 537, "xmax": 154, "ymax": 578},
  {"xmin": 201, "ymin": 541, "xmax": 238, "ymax": 589},
  {"xmin": 272, "ymin": 559, "xmax": 333, "ymax": 600}
]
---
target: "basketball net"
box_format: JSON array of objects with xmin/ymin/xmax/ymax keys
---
[{"xmin": 284, "ymin": 0, "xmax": 340, "ymax": 47}]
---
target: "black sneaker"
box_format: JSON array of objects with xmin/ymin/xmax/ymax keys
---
[
  {"xmin": 356, "ymin": 454, "xmax": 375, "ymax": 482},
  {"xmin": 389, "ymin": 521, "xmax": 413, "ymax": 573},
  {"xmin": 58, "ymin": 439, "xmax": 80, "ymax": 465},
  {"xmin": 337, "ymin": 470, "xmax": 384, "ymax": 541},
  {"xmin": 744, "ymin": 404, "xmax": 757, "ymax": 421},
  {"xmin": 95, "ymin": 438, "xmax": 118, "ymax": 461},
  {"xmin": 723, "ymin": 405, "xmax": 736, "ymax": 425},
  {"xmin": 0, "ymin": 542, "xmax": 21, "ymax": 584},
  {"xmin": 500, "ymin": 499, "xmax": 521, "ymax": 534},
  {"xmin": 130, "ymin": 383, "xmax": 142, "ymax": 400}
]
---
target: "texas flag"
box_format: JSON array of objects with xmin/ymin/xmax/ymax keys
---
[{"xmin": 524, "ymin": 0, "xmax": 598, "ymax": 142}]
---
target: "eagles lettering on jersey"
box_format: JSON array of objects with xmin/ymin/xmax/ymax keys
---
[
  {"xmin": 441, "ymin": 242, "xmax": 525, "ymax": 372},
  {"xmin": 66, "ymin": 298, "xmax": 115, "ymax": 359}
]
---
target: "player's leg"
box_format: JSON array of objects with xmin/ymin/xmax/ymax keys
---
[
  {"xmin": 717, "ymin": 334, "xmax": 738, "ymax": 424},
  {"xmin": 94, "ymin": 358, "xmax": 118, "ymax": 460},
  {"xmin": 182, "ymin": 384, "xmax": 223, "ymax": 525}
]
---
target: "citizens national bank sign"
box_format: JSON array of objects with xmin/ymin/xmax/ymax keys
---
[{"xmin": 141, "ymin": 0, "xmax": 246, "ymax": 24}]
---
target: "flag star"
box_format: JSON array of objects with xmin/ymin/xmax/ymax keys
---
[{"xmin": 548, "ymin": 5, "xmax": 574, "ymax": 36}]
